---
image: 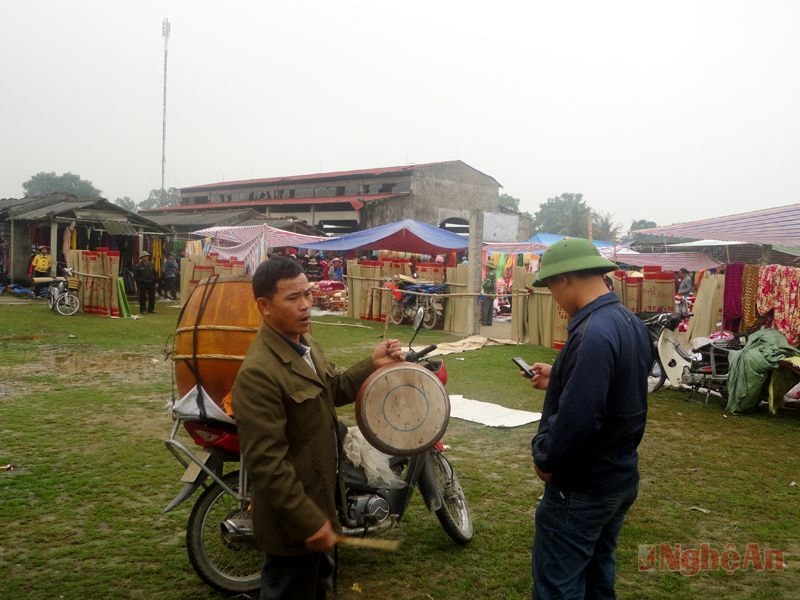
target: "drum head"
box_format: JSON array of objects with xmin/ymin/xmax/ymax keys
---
[{"xmin": 355, "ymin": 362, "xmax": 450, "ymax": 456}]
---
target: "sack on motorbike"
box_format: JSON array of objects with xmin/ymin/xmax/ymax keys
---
[
  {"xmin": 343, "ymin": 426, "xmax": 406, "ymax": 489},
  {"xmin": 170, "ymin": 385, "xmax": 236, "ymax": 425}
]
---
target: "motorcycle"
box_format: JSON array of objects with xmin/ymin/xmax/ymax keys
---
[
  {"xmin": 387, "ymin": 279, "xmax": 448, "ymax": 329},
  {"xmin": 640, "ymin": 311, "xmax": 741, "ymax": 402},
  {"xmin": 163, "ymin": 308, "xmax": 473, "ymax": 594},
  {"xmin": 46, "ymin": 265, "xmax": 81, "ymax": 316}
]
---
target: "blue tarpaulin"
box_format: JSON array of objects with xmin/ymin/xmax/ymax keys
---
[
  {"xmin": 297, "ymin": 219, "xmax": 469, "ymax": 255},
  {"xmin": 524, "ymin": 232, "xmax": 616, "ymax": 254}
]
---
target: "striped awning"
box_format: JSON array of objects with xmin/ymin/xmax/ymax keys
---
[
  {"xmin": 193, "ymin": 223, "xmax": 326, "ymax": 247},
  {"xmin": 603, "ymin": 249, "xmax": 721, "ymax": 271},
  {"xmin": 633, "ymin": 203, "xmax": 800, "ymax": 246}
]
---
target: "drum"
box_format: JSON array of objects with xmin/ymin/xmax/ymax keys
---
[
  {"xmin": 355, "ymin": 362, "xmax": 450, "ymax": 456},
  {"xmin": 173, "ymin": 275, "xmax": 261, "ymax": 405}
]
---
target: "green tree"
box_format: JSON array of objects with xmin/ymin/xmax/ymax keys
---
[
  {"xmin": 498, "ymin": 193, "xmax": 520, "ymax": 211},
  {"xmin": 22, "ymin": 171, "xmax": 101, "ymax": 198},
  {"xmin": 532, "ymin": 192, "xmax": 592, "ymax": 237},
  {"xmin": 629, "ymin": 219, "xmax": 657, "ymax": 233},
  {"xmin": 592, "ymin": 212, "xmax": 622, "ymax": 242},
  {"xmin": 114, "ymin": 196, "xmax": 137, "ymax": 212},
  {"xmin": 139, "ymin": 187, "xmax": 181, "ymax": 210}
]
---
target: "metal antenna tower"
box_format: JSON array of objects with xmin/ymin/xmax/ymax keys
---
[{"xmin": 161, "ymin": 18, "xmax": 170, "ymax": 205}]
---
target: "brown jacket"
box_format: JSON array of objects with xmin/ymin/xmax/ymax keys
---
[{"xmin": 231, "ymin": 324, "xmax": 374, "ymax": 555}]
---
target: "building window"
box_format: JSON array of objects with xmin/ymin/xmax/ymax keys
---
[
  {"xmin": 336, "ymin": 186, "xmax": 345, "ymax": 196},
  {"xmin": 315, "ymin": 186, "xmax": 336, "ymax": 197},
  {"xmin": 288, "ymin": 189, "xmax": 295, "ymax": 198},
  {"xmin": 395, "ymin": 181, "xmax": 411, "ymax": 193},
  {"xmin": 379, "ymin": 183, "xmax": 396, "ymax": 193},
  {"xmin": 295, "ymin": 187, "xmax": 314, "ymax": 198},
  {"xmin": 345, "ymin": 184, "xmax": 360, "ymax": 195}
]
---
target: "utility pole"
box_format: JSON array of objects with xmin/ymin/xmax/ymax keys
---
[{"xmin": 161, "ymin": 18, "xmax": 170, "ymax": 206}]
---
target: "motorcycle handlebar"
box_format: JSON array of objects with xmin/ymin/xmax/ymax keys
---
[{"xmin": 406, "ymin": 344, "xmax": 437, "ymax": 363}]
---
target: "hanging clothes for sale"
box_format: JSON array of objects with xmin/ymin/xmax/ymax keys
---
[
  {"xmin": 757, "ymin": 265, "xmax": 800, "ymax": 346},
  {"xmin": 741, "ymin": 264, "xmax": 762, "ymax": 333},
  {"xmin": 722, "ymin": 263, "xmax": 745, "ymax": 332}
]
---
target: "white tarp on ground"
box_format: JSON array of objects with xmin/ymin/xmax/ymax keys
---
[{"xmin": 449, "ymin": 395, "xmax": 541, "ymax": 427}]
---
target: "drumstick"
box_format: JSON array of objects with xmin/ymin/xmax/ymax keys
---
[{"xmin": 336, "ymin": 535, "xmax": 401, "ymax": 551}]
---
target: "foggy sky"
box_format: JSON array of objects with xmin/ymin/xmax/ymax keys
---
[{"xmin": 2, "ymin": 0, "xmax": 798, "ymax": 234}]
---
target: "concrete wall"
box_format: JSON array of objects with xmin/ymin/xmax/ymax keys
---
[
  {"xmin": 9, "ymin": 220, "xmax": 32, "ymax": 283},
  {"xmin": 361, "ymin": 161, "xmax": 499, "ymax": 231},
  {"xmin": 483, "ymin": 212, "xmax": 519, "ymax": 242}
]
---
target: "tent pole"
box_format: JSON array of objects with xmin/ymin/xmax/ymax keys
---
[{"xmin": 469, "ymin": 210, "xmax": 482, "ymax": 335}]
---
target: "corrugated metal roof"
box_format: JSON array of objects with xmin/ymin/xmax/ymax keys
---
[
  {"xmin": 634, "ymin": 203, "xmax": 800, "ymax": 246},
  {"xmin": 10, "ymin": 200, "xmax": 95, "ymax": 220},
  {"xmin": 180, "ymin": 163, "xmax": 443, "ymax": 192},
  {"xmin": 145, "ymin": 209, "xmax": 258, "ymax": 227},
  {"xmin": 140, "ymin": 193, "xmax": 393, "ymax": 214},
  {"xmin": 179, "ymin": 160, "xmax": 501, "ymax": 192},
  {"xmin": 100, "ymin": 220, "xmax": 138, "ymax": 236}
]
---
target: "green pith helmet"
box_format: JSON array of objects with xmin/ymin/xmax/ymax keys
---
[
  {"xmin": 532, "ymin": 237, "xmax": 617, "ymax": 287},
  {"xmin": 139, "ymin": 250, "xmax": 151, "ymax": 258}
]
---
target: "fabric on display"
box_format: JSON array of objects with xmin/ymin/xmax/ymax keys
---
[
  {"xmin": 687, "ymin": 273, "xmax": 725, "ymax": 339},
  {"xmin": 722, "ymin": 263, "xmax": 745, "ymax": 332},
  {"xmin": 757, "ymin": 265, "xmax": 800, "ymax": 346},
  {"xmin": 741, "ymin": 264, "xmax": 762, "ymax": 333}
]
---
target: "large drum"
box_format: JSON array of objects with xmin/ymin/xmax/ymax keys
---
[
  {"xmin": 174, "ymin": 275, "xmax": 261, "ymax": 405},
  {"xmin": 355, "ymin": 362, "xmax": 450, "ymax": 456}
]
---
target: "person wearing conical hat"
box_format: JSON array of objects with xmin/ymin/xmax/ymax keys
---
[{"xmin": 527, "ymin": 237, "xmax": 650, "ymax": 598}]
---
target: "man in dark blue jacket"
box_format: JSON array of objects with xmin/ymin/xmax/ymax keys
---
[{"xmin": 528, "ymin": 237, "xmax": 650, "ymax": 599}]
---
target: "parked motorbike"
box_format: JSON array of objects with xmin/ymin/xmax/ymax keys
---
[
  {"xmin": 163, "ymin": 308, "xmax": 473, "ymax": 594},
  {"xmin": 640, "ymin": 311, "xmax": 740, "ymax": 401},
  {"xmin": 46, "ymin": 265, "xmax": 81, "ymax": 316},
  {"xmin": 387, "ymin": 279, "xmax": 448, "ymax": 329}
]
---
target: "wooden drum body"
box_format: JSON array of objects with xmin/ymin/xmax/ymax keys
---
[
  {"xmin": 174, "ymin": 275, "xmax": 261, "ymax": 404},
  {"xmin": 355, "ymin": 362, "xmax": 450, "ymax": 456}
]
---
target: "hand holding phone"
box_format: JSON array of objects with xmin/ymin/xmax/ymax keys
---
[{"xmin": 512, "ymin": 356, "xmax": 534, "ymax": 378}]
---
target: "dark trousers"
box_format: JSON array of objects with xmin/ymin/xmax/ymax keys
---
[
  {"xmin": 260, "ymin": 552, "xmax": 334, "ymax": 600},
  {"xmin": 481, "ymin": 297, "xmax": 493, "ymax": 325},
  {"xmin": 33, "ymin": 270, "xmax": 49, "ymax": 295},
  {"xmin": 138, "ymin": 282, "xmax": 156, "ymax": 313},
  {"xmin": 163, "ymin": 276, "xmax": 177, "ymax": 300},
  {"xmin": 532, "ymin": 482, "xmax": 638, "ymax": 600}
]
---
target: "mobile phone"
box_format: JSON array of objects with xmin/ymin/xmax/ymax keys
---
[{"xmin": 512, "ymin": 356, "xmax": 534, "ymax": 378}]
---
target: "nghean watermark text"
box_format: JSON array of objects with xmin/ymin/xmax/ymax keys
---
[{"xmin": 638, "ymin": 543, "xmax": 786, "ymax": 576}]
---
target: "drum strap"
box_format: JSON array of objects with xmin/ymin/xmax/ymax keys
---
[{"xmin": 186, "ymin": 275, "xmax": 221, "ymax": 422}]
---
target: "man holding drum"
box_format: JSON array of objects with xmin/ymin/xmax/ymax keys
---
[{"xmin": 232, "ymin": 257, "xmax": 405, "ymax": 600}]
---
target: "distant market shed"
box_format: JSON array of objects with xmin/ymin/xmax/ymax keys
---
[{"xmin": 0, "ymin": 193, "xmax": 171, "ymax": 281}]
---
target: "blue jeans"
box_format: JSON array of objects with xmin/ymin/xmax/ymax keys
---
[{"xmin": 532, "ymin": 482, "xmax": 638, "ymax": 600}]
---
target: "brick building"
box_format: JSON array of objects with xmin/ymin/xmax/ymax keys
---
[{"xmin": 141, "ymin": 160, "xmax": 528, "ymax": 240}]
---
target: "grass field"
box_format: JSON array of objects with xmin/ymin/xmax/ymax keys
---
[{"xmin": 1, "ymin": 302, "xmax": 798, "ymax": 599}]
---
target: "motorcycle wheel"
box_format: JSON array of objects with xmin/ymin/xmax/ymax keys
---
[
  {"xmin": 647, "ymin": 357, "xmax": 666, "ymax": 393},
  {"xmin": 422, "ymin": 303, "xmax": 437, "ymax": 330},
  {"xmin": 55, "ymin": 292, "xmax": 80, "ymax": 316},
  {"xmin": 186, "ymin": 471, "xmax": 261, "ymax": 594},
  {"xmin": 430, "ymin": 450, "xmax": 473, "ymax": 544},
  {"xmin": 388, "ymin": 299, "xmax": 404, "ymax": 325}
]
